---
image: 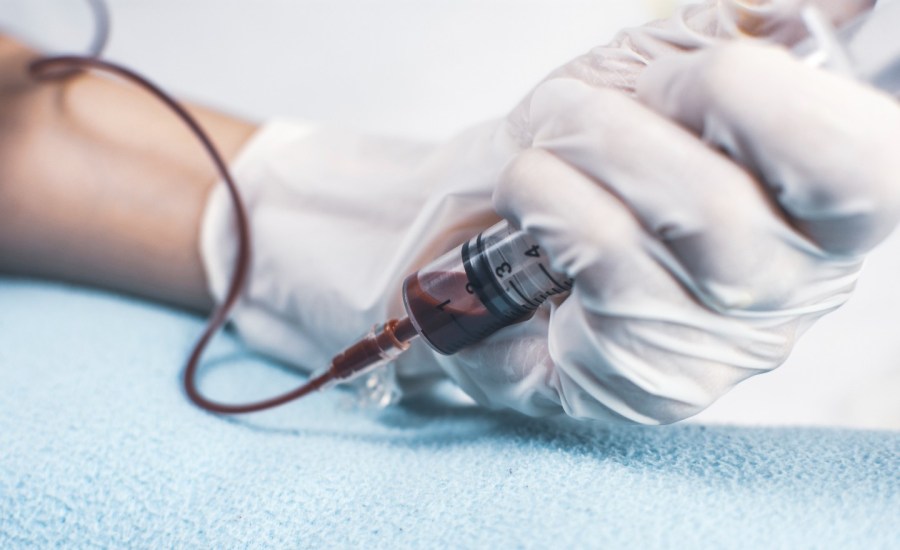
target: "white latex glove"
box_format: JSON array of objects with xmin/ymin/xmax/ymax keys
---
[
  {"xmin": 485, "ymin": 50, "xmax": 900, "ymax": 423},
  {"xmin": 201, "ymin": 0, "xmax": 898, "ymax": 423}
]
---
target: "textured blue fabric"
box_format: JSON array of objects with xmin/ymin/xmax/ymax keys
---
[{"xmin": 1, "ymin": 277, "xmax": 898, "ymax": 548}]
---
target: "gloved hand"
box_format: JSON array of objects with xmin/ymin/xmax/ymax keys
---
[
  {"xmin": 201, "ymin": 0, "xmax": 899, "ymax": 423},
  {"xmin": 484, "ymin": 47, "xmax": 900, "ymax": 423}
]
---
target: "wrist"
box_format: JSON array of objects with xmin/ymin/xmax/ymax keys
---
[{"xmin": 0, "ymin": 42, "xmax": 257, "ymax": 312}]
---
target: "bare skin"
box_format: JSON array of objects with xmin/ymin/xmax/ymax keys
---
[{"xmin": 0, "ymin": 34, "xmax": 257, "ymax": 312}]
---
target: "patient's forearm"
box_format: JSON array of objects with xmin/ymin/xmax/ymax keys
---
[{"xmin": 0, "ymin": 35, "xmax": 257, "ymax": 311}]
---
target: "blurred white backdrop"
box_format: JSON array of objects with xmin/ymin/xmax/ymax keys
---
[
  {"xmin": 2, "ymin": 0, "xmax": 652, "ymax": 137},
  {"xmin": 2, "ymin": 0, "xmax": 898, "ymax": 429}
]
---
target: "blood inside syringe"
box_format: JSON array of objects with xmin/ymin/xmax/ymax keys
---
[{"xmin": 328, "ymin": 270, "xmax": 501, "ymax": 379}]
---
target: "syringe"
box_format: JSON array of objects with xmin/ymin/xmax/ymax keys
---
[{"xmin": 321, "ymin": 220, "xmax": 573, "ymax": 387}]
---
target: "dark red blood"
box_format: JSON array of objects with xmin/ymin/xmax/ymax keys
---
[{"xmin": 402, "ymin": 271, "xmax": 507, "ymax": 355}]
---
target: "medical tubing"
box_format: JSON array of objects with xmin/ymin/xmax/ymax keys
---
[
  {"xmin": 85, "ymin": 0, "xmax": 111, "ymax": 57},
  {"xmin": 27, "ymin": 55, "xmax": 337, "ymax": 414}
]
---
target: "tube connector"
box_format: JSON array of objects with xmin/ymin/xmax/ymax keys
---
[{"xmin": 328, "ymin": 318, "xmax": 417, "ymax": 383}]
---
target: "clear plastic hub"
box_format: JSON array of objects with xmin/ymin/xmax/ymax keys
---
[{"xmin": 402, "ymin": 220, "xmax": 573, "ymax": 355}]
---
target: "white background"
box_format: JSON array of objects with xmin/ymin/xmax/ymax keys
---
[{"xmin": 2, "ymin": 0, "xmax": 898, "ymax": 429}]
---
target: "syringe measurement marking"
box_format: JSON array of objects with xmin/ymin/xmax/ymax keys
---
[
  {"xmin": 449, "ymin": 312, "xmax": 497, "ymax": 341},
  {"xmin": 538, "ymin": 264, "xmax": 567, "ymax": 291},
  {"xmin": 494, "ymin": 246, "xmax": 532, "ymax": 307},
  {"xmin": 508, "ymin": 280, "xmax": 539, "ymax": 309},
  {"xmin": 494, "ymin": 247, "xmax": 514, "ymax": 279},
  {"xmin": 490, "ymin": 246, "xmax": 543, "ymax": 311},
  {"xmin": 493, "ymin": 242, "xmax": 568, "ymax": 308},
  {"xmin": 531, "ymin": 284, "xmax": 570, "ymax": 305}
]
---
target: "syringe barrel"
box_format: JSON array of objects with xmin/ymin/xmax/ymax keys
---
[{"xmin": 402, "ymin": 220, "xmax": 573, "ymax": 355}]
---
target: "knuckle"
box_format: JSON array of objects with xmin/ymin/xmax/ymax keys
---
[
  {"xmin": 495, "ymin": 148, "xmax": 554, "ymax": 211},
  {"xmin": 697, "ymin": 42, "xmax": 792, "ymax": 104},
  {"xmin": 581, "ymin": 88, "xmax": 644, "ymax": 135},
  {"xmin": 700, "ymin": 171, "xmax": 764, "ymax": 226},
  {"xmin": 531, "ymin": 79, "xmax": 638, "ymax": 140},
  {"xmin": 497, "ymin": 149, "xmax": 566, "ymax": 204},
  {"xmin": 569, "ymin": 192, "xmax": 641, "ymax": 258},
  {"xmin": 503, "ymin": 147, "xmax": 552, "ymax": 184},
  {"xmin": 794, "ymin": 105, "xmax": 900, "ymax": 254}
]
